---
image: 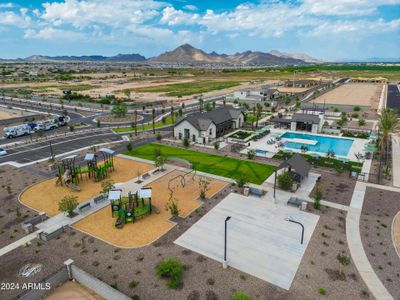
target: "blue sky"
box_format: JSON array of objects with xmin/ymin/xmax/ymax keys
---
[{"xmin": 0, "ymin": 0, "xmax": 399, "ymax": 61}]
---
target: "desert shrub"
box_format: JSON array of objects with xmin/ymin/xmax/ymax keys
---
[
  {"xmin": 155, "ymin": 258, "xmax": 183, "ymax": 289},
  {"xmin": 232, "ymin": 291, "xmax": 249, "ymax": 300},
  {"xmin": 277, "ymin": 171, "xmax": 293, "ymax": 191},
  {"xmin": 337, "ymin": 254, "xmax": 350, "ymax": 266},
  {"xmin": 247, "ymin": 149, "xmax": 256, "ymax": 160},
  {"xmin": 319, "ymin": 288, "xmax": 326, "ymax": 295},
  {"xmin": 313, "ymin": 185, "xmax": 323, "ymax": 209},
  {"xmin": 183, "ymin": 137, "xmax": 190, "ymax": 148}
]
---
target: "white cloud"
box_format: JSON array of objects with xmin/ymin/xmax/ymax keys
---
[
  {"xmin": 183, "ymin": 5, "xmax": 197, "ymax": 11},
  {"xmin": 160, "ymin": 6, "xmax": 199, "ymax": 25},
  {"xmin": 0, "ymin": 10, "xmax": 30, "ymax": 27},
  {"xmin": 0, "ymin": 3, "xmax": 14, "ymax": 9},
  {"xmin": 41, "ymin": 0, "xmax": 164, "ymax": 28},
  {"xmin": 24, "ymin": 27, "xmax": 85, "ymax": 40}
]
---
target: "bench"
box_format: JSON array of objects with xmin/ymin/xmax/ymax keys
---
[
  {"xmin": 249, "ymin": 187, "xmax": 266, "ymax": 197},
  {"xmin": 287, "ymin": 197, "xmax": 303, "ymax": 208},
  {"xmin": 93, "ymin": 195, "xmax": 105, "ymax": 204},
  {"xmin": 78, "ymin": 202, "xmax": 91, "ymax": 212},
  {"xmin": 142, "ymin": 173, "xmax": 150, "ymax": 180}
]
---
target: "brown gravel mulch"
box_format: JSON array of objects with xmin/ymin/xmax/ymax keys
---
[
  {"xmin": 0, "ymin": 184, "xmax": 371, "ymax": 300},
  {"xmin": 0, "ymin": 166, "xmax": 43, "ymax": 248},
  {"xmin": 360, "ymin": 187, "xmax": 400, "ymax": 299}
]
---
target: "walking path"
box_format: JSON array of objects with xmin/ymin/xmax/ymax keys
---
[
  {"xmin": 346, "ymin": 182, "xmax": 393, "ymax": 300},
  {"xmin": 391, "ymin": 134, "xmax": 400, "ymax": 187},
  {"xmin": 0, "ymin": 232, "xmax": 37, "ymax": 257}
]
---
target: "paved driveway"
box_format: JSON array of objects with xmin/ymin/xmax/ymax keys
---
[{"xmin": 175, "ymin": 193, "xmax": 319, "ymax": 289}]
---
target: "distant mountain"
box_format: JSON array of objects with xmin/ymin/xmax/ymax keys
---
[
  {"xmin": 23, "ymin": 53, "xmax": 146, "ymax": 62},
  {"xmin": 269, "ymin": 50, "xmax": 323, "ymax": 63},
  {"xmin": 4, "ymin": 44, "xmax": 325, "ymax": 65},
  {"xmin": 150, "ymin": 44, "xmax": 307, "ymax": 65}
]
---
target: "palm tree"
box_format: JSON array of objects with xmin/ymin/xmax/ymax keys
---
[
  {"xmin": 378, "ymin": 109, "xmax": 400, "ymax": 163},
  {"xmin": 171, "ymin": 106, "xmax": 175, "ymax": 123},
  {"xmin": 252, "ymin": 106, "xmax": 256, "ymax": 129},
  {"xmin": 255, "ymin": 103, "xmax": 262, "ymax": 128},
  {"xmin": 152, "ymin": 108, "xmax": 156, "ymax": 134},
  {"xmin": 134, "ymin": 110, "xmax": 138, "ymax": 136}
]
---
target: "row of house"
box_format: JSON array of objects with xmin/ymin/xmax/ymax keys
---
[{"xmin": 233, "ymin": 86, "xmax": 280, "ymax": 103}]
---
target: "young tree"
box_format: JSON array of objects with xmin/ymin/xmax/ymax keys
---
[
  {"xmin": 155, "ymin": 156, "xmax": 167, "ymax": 171},
  {"xmin": 101, "ymin": 179, "xmax": 115, "ymax": 195},
  {"xmin": 247, "ymin": 149, "xmax": 256, "ymax": 160},
  {"xmin": 198, "ymin": 177, "xmax": 210, "ymax": 199},
  {"xmin": 170, "ymin": 106, "xmax": 175, "ymax": 123},
  {"xmin": 277, "ymin": 171, "xmax": 293, "ymax": 191},
  {"xmin": 252, "ymin": 106, "xmax": 256, "ymax": 129},
  {"xmin": 213, "ymin": 141, "xmax": 220, "ymax": 150},
  {"xmin": 313, "ymin": 185, "xmax": 323, "ymax": 209},
  {"xmin": 96, "ymin": 119, "xmax": 101, "ymax": 128},
  {"xmin": 183, "ymin": 137, "xmax": 190, "ymax": 148},
  {"xmin": 358, "ymin": 118, "xmax": 366, "ymax": 127},
  {"xmin": 165, "ymin": 194, "xmax": 180, "ymax": 217},
  {"xmin": 123, "ymin": 89, "xmax": 131, "ymax": 101},
  {"xmin": 59, "ymin": 195, "xmax": 78, "ymax": 217},
  {"xmin": 212, "ymin": 101, "xmax": 216, "ymax": 109}
]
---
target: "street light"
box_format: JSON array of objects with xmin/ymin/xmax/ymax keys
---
[
  {"xmin": 285, "ymin": 216, "xmax": 304, "ymax": 244},
  {"xmin": 223, "ymin": 216, "xmax": 231, "ymax": 269}
]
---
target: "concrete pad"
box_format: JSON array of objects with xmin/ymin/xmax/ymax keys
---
[{"xmin": 175, "ymin": 193, "xmax": 319, "ymax": 290}]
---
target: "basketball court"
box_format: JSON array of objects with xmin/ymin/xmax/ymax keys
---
[{"xmin": 175, "ymin": 193, "xmax": 320, "ymax": 289}]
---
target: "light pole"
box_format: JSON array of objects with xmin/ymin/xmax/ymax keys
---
[
  {"xmin": 285, "ymin": 216, "xmax": 304, "ymax": 244},
  {"xmin": 223, "ymin": 216, "xmax": 231, "ymax": 269},
  {"xmin": 49, "ymin": 141, "xmax": 55, "ymax": 161}
]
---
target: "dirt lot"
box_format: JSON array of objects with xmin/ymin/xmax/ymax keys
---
[
  {"xmin": 45, "ymin": 280, "xmax": 104, "ymax": 300},
  {"xmin": 394, "ymin": 212, "xmax": 400, "ymax": 255},
  {"xmin": 277, "ymin": 87, "xmax": 311, "ymax": 93},
  {"xmin": 74, "ymin": 170, "xmax": 227, "ymax": 248},
  {"xmin": 360, "ymin": 187, "xmax": 400, "ymax": 299},
  {"xmin": 0, "ymin": 166, "xmax": 43, "ymax": 248},
  {"xmin": 19, "ymin": 157, "xmax": 154, "ymax": 216},
  {"xmin": 311, "ymin": 83, "xmax": 382, "ymax": 108}
]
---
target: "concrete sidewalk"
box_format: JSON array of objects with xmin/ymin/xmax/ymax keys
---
[
  {"xmin": 346, "ymin": 182, "xmax": 393, "ymax": 300},
  {"xmin": 0, "ymin": 232, "xmax": 37, "ymax": 257}
]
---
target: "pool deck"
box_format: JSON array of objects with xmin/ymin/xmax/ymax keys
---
[{"xmin": 243, "ymin": 128, "xmax": 368, "ymax": 161}]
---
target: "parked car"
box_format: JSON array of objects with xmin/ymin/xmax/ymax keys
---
[{"xmin": 0, "ymin": 148, "xmax": 7, "ymax": 156}]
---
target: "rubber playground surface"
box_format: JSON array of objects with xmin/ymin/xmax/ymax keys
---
[
  {"xmin": 19, "ymin": 157, "xmax": 154, "ymax": 216},
  {"xmin": 73, "ymin": 170, "xmax": 228, "ymax": 248}
]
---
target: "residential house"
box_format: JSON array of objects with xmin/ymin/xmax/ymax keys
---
[{"xmin": 174, "ymin": 107, "xmax": 245, "ymax": 144}]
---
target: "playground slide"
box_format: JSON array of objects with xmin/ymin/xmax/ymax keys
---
[{"xmin": 66, "ymin": 181, "xmax": 81, "ymax": 191}]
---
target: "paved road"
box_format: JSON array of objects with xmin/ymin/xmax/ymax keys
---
[
  {"xmin": 0, "ymin": 130, "xmax": 123, "ymax": 165},
  {"xmin": 386, "ymin": 84, "xmax": 400, "ymax": 114}
]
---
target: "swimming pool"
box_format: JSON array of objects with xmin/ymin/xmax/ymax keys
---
[
  {"xmin": 281, "ymin": 132, "xmax": 354, "ymax": 157},
  {"xmin": 255, "ymin": 149, "xmax": 268, "ymax": 156}
]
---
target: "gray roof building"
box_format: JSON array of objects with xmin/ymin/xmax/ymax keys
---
[
  {"xmin": 278, "ymin": 153, "xmax": 311, "ymax": 178},
  {"xmin": 291, "ymin": 113, "xmax": 321, "ymax": 124},
  {"xmin": 175, "ymin": 107, "xmax": 244, "ymax": 131}
]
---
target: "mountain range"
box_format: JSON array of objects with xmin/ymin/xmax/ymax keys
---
[{"xmin": 7, "ymin": 44, "xmax": 323, "ymax": 65}]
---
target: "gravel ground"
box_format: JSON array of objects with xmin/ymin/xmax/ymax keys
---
[
  {"xmin": 360, "ymin": 187, "xmax": 400, "ymax": 299},
  {"xmin": 0, "ymin": 182, "xmax": 371, "ymax": 300},
  {"xmin": 309, "ymin": 169, "xmax": 356, "ymax": 206},
  {"xmin": 0, "ymin": 166, "xmax": 43, "ymax": 248}
]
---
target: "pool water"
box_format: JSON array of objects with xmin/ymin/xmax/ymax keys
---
[
  {"xmin": 255, "ymin": 149, "xmax": 268, "ymax": 156},
  {"xmin": 281, "ymin": 132, "xmax": 354, "ymax": 156}
]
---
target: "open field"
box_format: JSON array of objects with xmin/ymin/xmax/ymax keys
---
[
  {"xmin": 113, "ymin": 115, "xmax": 174, "ymax": 133},
  {"xmin": 19, "ymin": 158, "xmax": 154, "ymax": 216},
  {"xmin": 0, "ymin": 110, "xmax": 22, "ymax": 120},
  {"xmin": 133, "ymin": 80, "xmax": 241, "ymax": 97},
  {"xmin": 124, "ymin": 143, "xmax": 275, "ymax": 184},
  {"xmin": 311, "ymin": 83, "xmax": 382, "ymax": 108},
  {"xmin": 45, "ymin": 281, "xmax": 104, "ymax": 300},
  {"xmin": 74, "ymin": 170, "xmax": 227, "ymax": 248}
]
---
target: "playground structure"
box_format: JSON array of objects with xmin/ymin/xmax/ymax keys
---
[
  {"xmin": 55, "ymin": 148, "xmax": 115, "ymax": 191},
  {"xmin": 109, "ymin": 188, "xmax": 152, "ymax": 229}
]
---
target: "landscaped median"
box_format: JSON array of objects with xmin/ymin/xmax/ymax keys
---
[
  {"xmin": 112, "ymin": 115, "xmax": 174, "ymax": 134},
  {"xmin": 124, "ymin": 143, "xmax": 276, "ymax": 185}
]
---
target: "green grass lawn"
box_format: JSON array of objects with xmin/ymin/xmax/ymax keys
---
[
  {"xmin": 113, "ymin": 116, "xmax": 174, "ymax": 133},
  {"xmin": 124, "ymin": 144, "xmax": 275, "ymax": 184},
  {"xmin": 133, "ymin": 80, "xmax": 241, "ymax": 97}
]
